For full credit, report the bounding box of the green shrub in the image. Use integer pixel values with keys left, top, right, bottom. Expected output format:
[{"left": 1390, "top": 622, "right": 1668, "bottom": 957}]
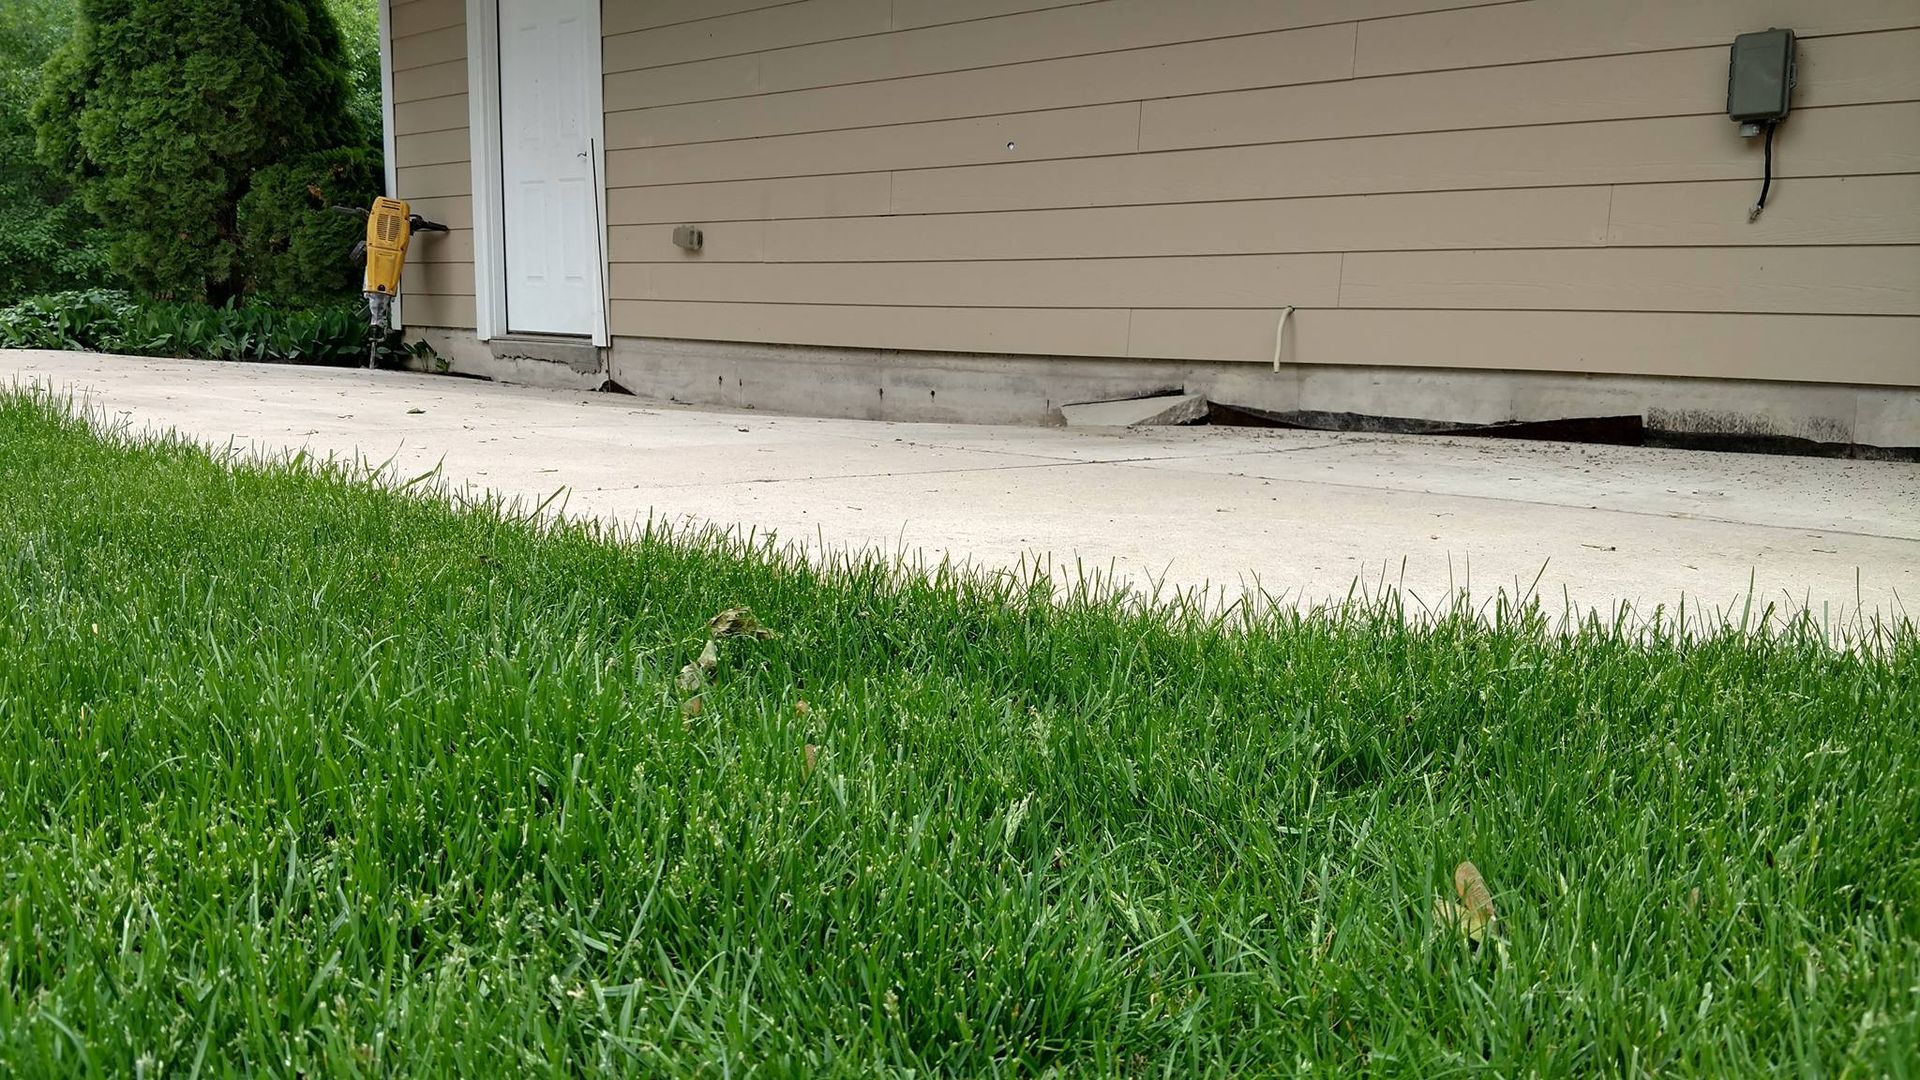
[
  {"left": 32, "top": 0, "right": 363, "bottom": 304},
  {"left": 0, "top": 290, "right": 435, "bottom": 368},
  {"left": 0, "top": 289, "right": 132, "bottom": 351},
  {"left": 0, "top": 0, "right": 112, "bottom": 304},
  {"left": 237, "top": 147, "right": 383, "bottom": 307},
  {"left": 326, "top": 0, "right": 383, "bottom": 150}
]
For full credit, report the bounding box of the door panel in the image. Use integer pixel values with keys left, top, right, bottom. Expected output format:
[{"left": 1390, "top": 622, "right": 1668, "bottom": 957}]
[{"left": 500, "top": 0, "right": 599, "bottom": 336}]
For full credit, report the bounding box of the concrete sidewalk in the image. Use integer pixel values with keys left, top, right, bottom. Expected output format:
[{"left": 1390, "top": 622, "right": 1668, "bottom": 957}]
[{"left": 7, "top": 350, "right": 1917, "bottom": 626}]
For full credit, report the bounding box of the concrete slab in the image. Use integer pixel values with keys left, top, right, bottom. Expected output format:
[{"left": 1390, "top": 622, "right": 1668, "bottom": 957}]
[
  {"left": 6, "top": 350, "right": 1916, "bottom": 628},
  {"left": 489, "top": 334, "right": 602, "bottom": 375}
]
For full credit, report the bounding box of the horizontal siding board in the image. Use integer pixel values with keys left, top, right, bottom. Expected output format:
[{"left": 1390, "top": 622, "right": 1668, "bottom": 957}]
[
  {"left": 757, "top": 187, "right": 1610, "bottom": 262},
  {"left": 611, "top": 301, "right": 1131, "bottom": 355},
  {"left": 608, "top": 174, "right": 892, "bottom": 225},
  {"left": 604, "top": 55, "right": 760, "bottom": 111},
  {"left": 755, "top": 0, "right": 1479, "bottom": 96},
  {"left": 604, "top": 0, "right": 891, "bottom": 73},
  {"left": 606, "top": 187, "right": 1610, "bottom": 264},
  {"left": 395, "top": 128, "right": 471, "bottom": 168},
  {"left": 402, "top": 195, "right": 475, "bottom": 230},
  {"left": 1356, "top": 0, "right": 1920, "bottom": 76},
  {"left": 606, "top": 177, "right": 1920, "bottom": 262},
  {"left": 1129, "top": 309, "right": 1920, "bottom": 386},
  {"left": 603, "top": 1, "right": 799, "bottom": 36},
  {"left": 1608, "top": 175, "right": 1920, "bottom": 246},
  {"left": 613, "top": 223, "right": 769, "bottom": 262},
  {"left": 393, "top": 58, "right": 467, "bottom": 103},
  {"left": 606, "top": 0, "right": 1487, "bottom": 108},
  {"left": 396, "top": 162, "right": 474, "bottom": 200},
  {"left": 391, "top": 0, "right": 463, "bottom": 39},
  {"left": 890, "top": 0, "right": 1095, "bottom": 30},
  {"left": 1799, "top": 27, "right": 1920, "bottom": 109},
  {"left": 605, "top": 23, "right": 1355, "bottom": 148},
  {"left": 401, "top": 293, "right": 477, "bottom": 328},
  {"left": 411, "top": 228, "right": 476, "bottom": 264},
  {"left": 1143, "top": 29, "right": 1920, "bottom": 153},
  {"left": 1338, "top": 247, "right": 1920, "bottom": 315},
  {"left": 607, "top": 102, "right": 1140, "bottom": 186},
  {"left": 611, "top": 255, "right": 1344, "bottom": 308},
  {"left": 405, "top": 259, "right": 476, "bottom": 295},
  {"left": 392, "top": 24, "right": 466, "bottom": 71},
  {"left": 891, "top": 103, "right": 1920, "bottom": 214},
  {"left": 395, "top": 93, "right": 470, "bottom": 136},
  {"left": 609, "top": 172, "right": 1920, "bottom": 246}
]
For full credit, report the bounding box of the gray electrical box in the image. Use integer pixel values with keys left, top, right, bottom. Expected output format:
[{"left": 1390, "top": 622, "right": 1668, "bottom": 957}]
[
  {"left": 672, "top": 224, "right": 704, "bottom": 252},
  {"left": 1728, "top": 28, "right": 1795, "bottom": 124}
]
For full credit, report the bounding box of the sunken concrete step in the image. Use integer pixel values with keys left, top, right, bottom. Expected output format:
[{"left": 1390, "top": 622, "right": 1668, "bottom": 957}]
[
  {"left": 489, "top": 334, "right": 602, "bottom": 375},
  {"left": 1060, "top": 392, "right": 1208, "bottom": 428}
]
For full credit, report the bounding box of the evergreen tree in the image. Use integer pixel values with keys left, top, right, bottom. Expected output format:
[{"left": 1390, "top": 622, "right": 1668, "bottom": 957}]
[
  {"left": 33, "top": 0, "right": 359, "bottom": 303},
  {"left": 0, "top": 0, "right": 109, "bottom": 302}
]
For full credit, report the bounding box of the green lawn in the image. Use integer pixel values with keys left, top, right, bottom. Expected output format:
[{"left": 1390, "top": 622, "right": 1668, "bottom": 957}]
[{"left": 0, "top": 388, "right": 1915, "bottom": 1077}]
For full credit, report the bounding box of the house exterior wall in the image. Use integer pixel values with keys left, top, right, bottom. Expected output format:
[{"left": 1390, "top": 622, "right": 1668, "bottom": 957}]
[
  {"left": 388, "top": 1, "right": 1920, "bottom": 423},
  {"left": 390, "top": 0, "right": 475, "bottom": 329}
]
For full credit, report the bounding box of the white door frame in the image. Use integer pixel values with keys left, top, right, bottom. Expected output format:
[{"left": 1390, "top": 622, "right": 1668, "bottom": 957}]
[
  {"left": 378, "top": 0, "right": 402, "bottom": 328},
  {"left": 465, "top": 0, "right": 610, "bottom": 345}
]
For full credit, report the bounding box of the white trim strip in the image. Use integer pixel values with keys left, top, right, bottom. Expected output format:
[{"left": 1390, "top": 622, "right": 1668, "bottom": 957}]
[
  {"left": 585, "top": 0, "right": 611, "bottom": 348},
  {"left": 378, "top": 0, "right": 402, "bottom": 328},
  {"left": 467, "top": 0, "right": 507, "bottom": 342}
]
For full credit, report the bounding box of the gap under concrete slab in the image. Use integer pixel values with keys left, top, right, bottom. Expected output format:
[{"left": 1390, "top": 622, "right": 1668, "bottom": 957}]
[
  {"left": 616, "top": 336, "right": 1920, "bottom": 454},
  {"left": 414, "top": 330, "right": 1918, "bottom": 454}
]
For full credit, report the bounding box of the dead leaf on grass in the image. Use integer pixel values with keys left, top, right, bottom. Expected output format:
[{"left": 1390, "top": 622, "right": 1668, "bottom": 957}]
[
  {"left": 677, "top": 639, "right": 720, "bottom": 692},
  {"left": 803, "top": 743, "right": 819, "bottom": 774},
  {"left": 1435, "top": 860, "right": 1507, "bottom": 960},
  {"left": 707, "top": 608, "right": 774, "bottom": 640},
  {"left": 681, "top": 697, "right": 704, "bottom": 718}
]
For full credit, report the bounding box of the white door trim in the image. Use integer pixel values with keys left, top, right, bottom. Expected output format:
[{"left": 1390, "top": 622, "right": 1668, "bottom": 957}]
[
  {"left": 584, "top": 8, "right": 610, "bottom": 349},
  {"left": 466, "top": 0, "right": 506, "bottom": 342},
  {"left": 465, "top": 0, "right": 608, "bottom": 346}
]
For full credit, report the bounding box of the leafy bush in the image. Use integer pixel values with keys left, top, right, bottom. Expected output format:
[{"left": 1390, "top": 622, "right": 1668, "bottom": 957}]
[
  {"left": 0, "top": 289, "right": 131, "bottom": 351},
  {"left": 32, "top": 0, "right": 363, "bottom": 304},
  {"left": 237, "top": 148, "right": 383, "bottom": 307},
  {"left": 327, "top": 0, "right": 383, "bottom": 150},
  {"left": 0, "top": 290, "right": 435, "bottom": 368},
  {"left": 0, "top": 0, "right": 112, "bottom": 304}
]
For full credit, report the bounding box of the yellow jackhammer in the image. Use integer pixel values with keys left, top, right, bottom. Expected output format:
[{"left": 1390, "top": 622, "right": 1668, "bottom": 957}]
[{"left": 333, "top": 198, "right": 449, "bottom": 367}]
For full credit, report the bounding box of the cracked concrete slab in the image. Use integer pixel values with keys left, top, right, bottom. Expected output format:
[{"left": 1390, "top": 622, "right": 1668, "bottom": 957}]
[{"left": 5, "top": 350, "right": 1915, "bottom": 627}]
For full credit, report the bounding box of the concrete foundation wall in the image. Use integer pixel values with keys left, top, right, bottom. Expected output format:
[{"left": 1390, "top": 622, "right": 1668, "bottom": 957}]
[
  {"left": 604, "top": 336, "right": 1920, "bottom": 450},
  {"left": 411, "top": 328, "right": 607, "bottom": 391}
]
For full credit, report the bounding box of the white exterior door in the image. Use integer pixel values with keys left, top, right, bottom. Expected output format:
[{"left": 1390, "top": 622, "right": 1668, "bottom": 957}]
[{"left": 498, "top": 0, "right": 600, "bottom": 337}]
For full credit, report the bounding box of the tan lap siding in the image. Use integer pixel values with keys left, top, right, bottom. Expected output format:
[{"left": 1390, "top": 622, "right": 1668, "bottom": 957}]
[
  {"left": 600, "top": 0, "right": 1920, "bottom": 385},
  {"left": 389, "top": 0, "right": 475, "bottom": 329}
]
